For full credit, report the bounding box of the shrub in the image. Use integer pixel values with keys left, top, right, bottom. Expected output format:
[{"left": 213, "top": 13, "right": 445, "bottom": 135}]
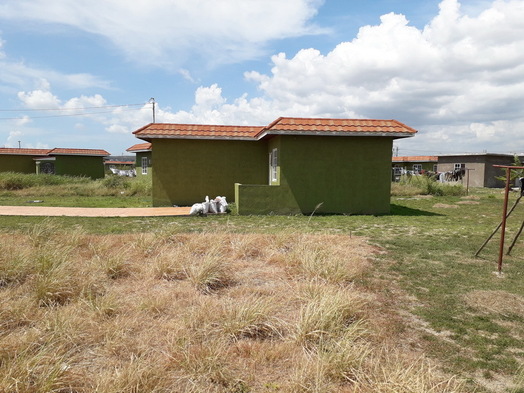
[
  {"left": 392, "top": 174, "right": 466, "bottom": 197},
  {"left": 0, "top": 172, "right": 89, "bottom": 190},
  {"left": 101, "top": 175, "right": 130, "bottom": 189}
]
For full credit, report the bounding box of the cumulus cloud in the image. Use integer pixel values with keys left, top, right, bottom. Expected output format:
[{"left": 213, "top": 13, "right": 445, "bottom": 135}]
[
  {"left": 17, "top": 88, "right": 61, "bottom": 109},
  {"left": 150, "top": 0, "right": 524, "bottom": 154},
  {"left": 0, "top": 0, "right": 325, "bottom": 68},
  {"left": 3, "top": 0, "right": 524, "bottom": 156}
]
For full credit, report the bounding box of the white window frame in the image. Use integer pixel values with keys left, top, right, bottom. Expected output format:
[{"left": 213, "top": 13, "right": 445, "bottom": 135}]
[
  {"left": 141, "top": 157, "right": 148, "bottom": 175},
  {"left": 270, "top": 148, "right": 278, "bottom": 183},
  {"left": 413, "top": 164, "right": 422, "bottom": 173},
  {"left": 454, "top": 163, "right": 465, "bottom": 171}
]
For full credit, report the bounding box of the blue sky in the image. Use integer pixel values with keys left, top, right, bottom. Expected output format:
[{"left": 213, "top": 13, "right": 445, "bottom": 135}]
[{"left": 1, "top": 0, "right": 523, "bottom": 157}]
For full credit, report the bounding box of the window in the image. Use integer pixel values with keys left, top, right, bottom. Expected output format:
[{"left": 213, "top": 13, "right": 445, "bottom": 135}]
[
  {"left": 433, "top": 164, "right": 438, "bottom": 172},
  {"left": 270, "top": 148, "right": 278, "bottom": 183},
  {"left": 141, "top": 157, "right": 148, "bottom": 175},
  {"left": 454, "top": 163, "right": 465, "bottom": 171},
  {"left": 413, "top": 164, "right": 422, "bottom": 173}
]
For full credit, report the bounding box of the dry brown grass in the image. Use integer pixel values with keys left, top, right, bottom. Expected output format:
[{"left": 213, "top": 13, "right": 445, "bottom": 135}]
[{"left": 0, "top": 223, "right": 467, "bottom": 392}]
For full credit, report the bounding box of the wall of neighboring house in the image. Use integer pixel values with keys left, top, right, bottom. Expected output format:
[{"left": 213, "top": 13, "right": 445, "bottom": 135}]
[
  {"left": 0, "top": 155, "right": 36, "bottom": 174},
  {"left": 135, "top": 152, "right": 152, "bottom": 177},
  {"left": 438, "top": 155, "right": 513, "bottom": 188},
  {"left": 151, "top": 138, "right": 268, "bottom": 206},
  {"left": 54, "top": 155, "right": 105, "bottom": 179},
  {"left": 237, "top": 135, "right": 393, "bottom": 215}
]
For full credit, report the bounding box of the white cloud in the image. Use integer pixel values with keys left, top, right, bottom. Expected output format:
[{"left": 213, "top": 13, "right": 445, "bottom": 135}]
[
  {"left": 0, "top": 0, "right": 326, "bottom": 68},
  {"left": 147, "top": 0, "right": 524, "bottom": 155},
  {"left": 4, "top": 0, "right": 524, "bottom": 156},
  {"left": 17, "top": 89, "right": 61, "bottom": 109},
  {"left": 0, "top": 57, "right": 111, "bottom": 93}
]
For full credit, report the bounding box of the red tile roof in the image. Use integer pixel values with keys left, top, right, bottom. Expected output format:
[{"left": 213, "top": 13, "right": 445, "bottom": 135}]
[
  {"left": 126, "top": 142, "right": 152, "bottom": 152},
  {"left": 260, "top": 117, "right": 417, "bottom": 138},
  {"left": 133, "top": 118, "right": 417, "bottom": 141},
  {"left": 47, "top": 148, "right": 110, "bottom": 156},
  {"left": 0, "top": 148, "right": 50, "bottom": 156},
  {"left": 105, "top": 160, "right": 134, "bottom": 165},
  {"left": 133, "top": 123, "right": 263, "bottom": 140},
  {"left": 392, "top": 156, "right": 438, "bottom": 162}
]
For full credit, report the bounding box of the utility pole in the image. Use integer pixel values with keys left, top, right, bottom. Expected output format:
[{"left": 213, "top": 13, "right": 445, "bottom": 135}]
[{"left": 149, "top": 97, "right": 156, "bottom": 123}]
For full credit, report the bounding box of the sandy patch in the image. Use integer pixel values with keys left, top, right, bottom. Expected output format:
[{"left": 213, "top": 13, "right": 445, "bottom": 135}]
[
  {"left": 464, "top": 290, "right": 524, "bottom": 316},
  {"left": 433, "top": 203, "right": 459, "bottom": 209}
]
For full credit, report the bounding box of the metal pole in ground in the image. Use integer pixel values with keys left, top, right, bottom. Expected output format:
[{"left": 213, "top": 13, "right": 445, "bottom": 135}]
[{"left": 497, "top": 167, "right": 511, "bottom": 275}]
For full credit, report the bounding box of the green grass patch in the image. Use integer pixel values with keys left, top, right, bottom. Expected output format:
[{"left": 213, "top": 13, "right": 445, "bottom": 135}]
[{"left": 0, "top": 172, "right": 151, "bottom": 207}]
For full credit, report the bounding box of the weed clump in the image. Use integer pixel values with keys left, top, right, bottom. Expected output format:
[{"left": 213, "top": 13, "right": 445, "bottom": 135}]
[{"left": 392, "top": 174, "right": 466, "bottom": 196}]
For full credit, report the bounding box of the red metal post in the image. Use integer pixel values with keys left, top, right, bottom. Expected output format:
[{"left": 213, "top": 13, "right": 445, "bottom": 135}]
[{"left": 498, "top": 167, "right": 511, "bottom": 274}]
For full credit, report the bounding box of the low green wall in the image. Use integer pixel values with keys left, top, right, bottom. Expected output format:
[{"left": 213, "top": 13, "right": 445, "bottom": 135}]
[{"left": 235, "top": 183, "right": 301, "bottom": 215}]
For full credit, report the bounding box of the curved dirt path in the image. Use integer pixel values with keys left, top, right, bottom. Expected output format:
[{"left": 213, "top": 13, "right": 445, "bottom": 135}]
[{"left": 0, "top": 206, "right": 191, "bottom": 217}]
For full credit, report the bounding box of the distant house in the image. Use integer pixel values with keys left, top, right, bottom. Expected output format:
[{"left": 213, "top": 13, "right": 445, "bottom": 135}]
[
  {"left": 437, "top": 153, "right": 518, "bottom": 188},
  {"left": 133, "top": 117, "right": 417, "bottom": 215},
  {"left": 0, "top": 148, "right": 50, "bottom": 174},
  {"left": 392, "top": 155, "right": 438, "bottom": 180},
  {"left": 392, "top": 153, "right": 521, "bottom": 188},
  {"left": 126, "top": 143, "right": 152, "bottom": 177},
  {"left": 104, "top": 157, "right": 135, "bottom": 172},
  {"left": 0, "top": 147, "right": 110, "bottom": 179}
]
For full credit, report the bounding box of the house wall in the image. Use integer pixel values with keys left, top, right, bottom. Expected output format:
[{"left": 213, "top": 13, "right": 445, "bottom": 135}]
[
  {"left": 0, "top": 155, "right": 37, "bottom": 174},
  {"left": 135, "top": 152, "right": 152, "bottom": 177},
  {"left": 151, "top": 139, "right": 268, "bottom": 206},
  {"left": 54, "top": 156, "right": 105, "bottom": 179},
  {"left": 237, "top": 135, "right": 393, "bottom": 215},
  {"left": 437, "top": 155, "right": 513, "bottom": 187}
]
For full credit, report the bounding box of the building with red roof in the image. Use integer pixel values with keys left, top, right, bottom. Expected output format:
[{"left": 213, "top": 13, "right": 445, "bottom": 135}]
[
  {"left": 126, "top": 142, "right": 152, "bottom": 176},
  {"left": 133, "top": 117, "right": 417, "bottom": 215},
  {"left": 0, "top": 147, "right": 110, "bottom": 179}
]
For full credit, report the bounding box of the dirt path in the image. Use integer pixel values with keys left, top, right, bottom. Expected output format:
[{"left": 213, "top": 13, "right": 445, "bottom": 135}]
[{"left": 0, "top": 206, "right": 191, "bottom": 217}]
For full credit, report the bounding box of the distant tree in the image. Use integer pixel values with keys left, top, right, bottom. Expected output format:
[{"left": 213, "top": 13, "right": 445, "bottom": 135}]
[{"left": 495, "top": 154, "right": 524, "bottom": 185}]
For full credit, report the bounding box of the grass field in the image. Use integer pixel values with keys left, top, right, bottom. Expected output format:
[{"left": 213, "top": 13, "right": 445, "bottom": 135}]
[{"left": 1, "top": 174, "right": 524, "bottom": 392}]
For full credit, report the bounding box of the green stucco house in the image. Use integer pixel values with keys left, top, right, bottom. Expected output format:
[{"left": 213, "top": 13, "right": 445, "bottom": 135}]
[
  {"left": 126, "top": 142, "right": 152, "bottom": 177},
  {"left": 0, "top": 147, "right": 110, "bottom": 179},
  {"left": 133, "top": 117, "right": 417, "bottom": 215},
  {"left": 0, "top": 148, "right": 50, "bottom": 174}
]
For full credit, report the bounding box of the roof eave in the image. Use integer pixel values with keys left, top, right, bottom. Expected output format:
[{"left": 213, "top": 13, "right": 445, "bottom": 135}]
[
  {"left": 257, "top": 131, "right": 416, "bottom": 139},
  {"left": 134, "top": 134, "right": 257, "bottom": 141}
]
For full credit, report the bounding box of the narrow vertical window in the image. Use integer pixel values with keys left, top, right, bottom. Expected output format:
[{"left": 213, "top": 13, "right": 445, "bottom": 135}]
[
  {"left": 270, "top": 148, "right": 278, "bottom": 182},
  {"left": 141, "top": 157, "right": 148, "bottom": 175}
]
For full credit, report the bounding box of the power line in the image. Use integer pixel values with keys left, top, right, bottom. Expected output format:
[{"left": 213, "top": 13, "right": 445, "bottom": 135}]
[
  {"left": 0, "top": 104, "right": 150, "bottom": 121},
  {"left": 0, "top": 103, "right": 146, "bottom": 112}
]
